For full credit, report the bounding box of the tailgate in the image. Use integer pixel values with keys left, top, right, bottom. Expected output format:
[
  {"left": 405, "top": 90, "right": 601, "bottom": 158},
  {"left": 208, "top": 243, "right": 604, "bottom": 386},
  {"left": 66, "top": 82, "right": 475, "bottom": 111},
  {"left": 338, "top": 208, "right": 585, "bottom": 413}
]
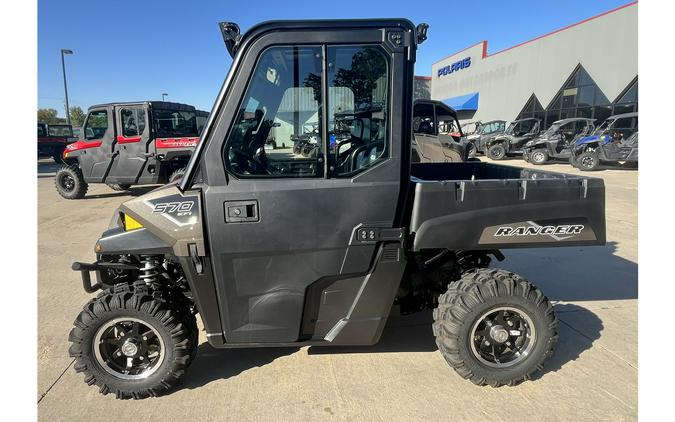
[{"left": 409, "top": 162, "right": 605, "bottom": 251}]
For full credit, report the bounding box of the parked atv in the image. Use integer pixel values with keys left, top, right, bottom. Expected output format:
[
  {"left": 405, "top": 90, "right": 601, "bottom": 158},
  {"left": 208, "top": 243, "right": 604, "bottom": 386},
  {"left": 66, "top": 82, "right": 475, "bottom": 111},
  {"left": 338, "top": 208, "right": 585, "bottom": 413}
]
[
  {"left": 522, "top": 118, "right": 595, "bottom": 164},
  {"left": 485, "top": 118, "right": 540, "bottom": 160},
  {"left": 55, "top": 101, "right": 200, "bottom": 199},
  {"left": 570, "top": 112, "right": 638, "bottom": 171},
  {"left": 412, "top": 99, "right": 469, "bottom": 163},
  {"left": 68, "top": 19, "right": 606, "bottom": 399},
  {"left": 38, "top": 123, "right": 76, "bottom": 163},
  {"left": 466, "top": 120, "right": 506, "bottom": 156}
]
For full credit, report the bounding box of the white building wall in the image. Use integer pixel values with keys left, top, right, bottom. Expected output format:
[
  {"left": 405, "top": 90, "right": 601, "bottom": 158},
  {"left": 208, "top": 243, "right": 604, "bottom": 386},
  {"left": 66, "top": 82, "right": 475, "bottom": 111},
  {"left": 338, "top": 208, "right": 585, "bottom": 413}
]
[{"left": 430, "top": 2, "right": 637, "bottom": 123}]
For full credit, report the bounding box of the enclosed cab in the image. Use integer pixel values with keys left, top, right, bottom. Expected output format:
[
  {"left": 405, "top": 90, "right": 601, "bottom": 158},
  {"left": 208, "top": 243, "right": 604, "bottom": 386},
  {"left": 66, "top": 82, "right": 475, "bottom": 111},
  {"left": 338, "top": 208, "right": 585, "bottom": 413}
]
[
  {"left": 38, "top": 123, "right": 75, "bottom": 162},
  {"left": 67, "top": 19, "right": 605, "bottom": 399},
  {"left": 412, "top": 99, "right": 469, "bottom": 163},
  {"left": 55, "top": 101, "right": 200, "bottom": 199}
]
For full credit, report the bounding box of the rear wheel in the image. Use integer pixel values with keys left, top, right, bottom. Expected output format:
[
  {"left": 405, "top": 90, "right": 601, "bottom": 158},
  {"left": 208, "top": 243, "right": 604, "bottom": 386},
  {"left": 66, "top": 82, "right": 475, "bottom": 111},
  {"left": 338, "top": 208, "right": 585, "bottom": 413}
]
[
  {"left": 433, "top": 269, "right": 557, "bottom": 387},
  {"left": 487, "top": 144, "right": 507, "bottom": 160},
  {"left": 529, "top": 149, "right": 549, "bottom": 165},
  {"left": 55, "top": 165, "right": 88, "bottom": 199},
  {"left": 69, "top": 282, "right": 198, "bottom": 399},
  {"left": 106, "top": 183, "right": 132, "bottom": 192},
  {"left": 577, "top": 151, "right": 600, "bottom": 171}
]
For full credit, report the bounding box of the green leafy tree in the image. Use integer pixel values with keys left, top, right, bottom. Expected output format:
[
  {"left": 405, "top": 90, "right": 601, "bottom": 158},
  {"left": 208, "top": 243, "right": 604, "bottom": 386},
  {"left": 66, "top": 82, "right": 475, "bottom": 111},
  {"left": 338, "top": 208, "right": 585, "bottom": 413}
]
[
  {"left": 37, "top": 108, "right": 64, "bottom": 124},
  {"left": 69, "top": 106, "right": 86, "bottom": 127}
]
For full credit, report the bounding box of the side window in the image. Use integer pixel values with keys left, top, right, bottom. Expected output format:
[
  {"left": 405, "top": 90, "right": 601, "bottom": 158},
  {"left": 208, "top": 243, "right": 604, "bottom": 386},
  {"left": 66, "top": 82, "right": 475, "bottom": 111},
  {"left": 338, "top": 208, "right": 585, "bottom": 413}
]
[
  {"left": 413, "top": 103, "right": 435, "bottom": 135},
  {"left": 84, "top": 110, "right": 108, "bottom": 140},
  {"left": 120, "top": 108, "right": 146, "bottom": 137},
  {"left": 224, "top": 46, "right": 323, "bottom": 178},
  {"left": 328, "top": 45, "right": 389, "bottom": 177},
  {"left": 37, "top": 124, "right": 46, "bottom": 137}
]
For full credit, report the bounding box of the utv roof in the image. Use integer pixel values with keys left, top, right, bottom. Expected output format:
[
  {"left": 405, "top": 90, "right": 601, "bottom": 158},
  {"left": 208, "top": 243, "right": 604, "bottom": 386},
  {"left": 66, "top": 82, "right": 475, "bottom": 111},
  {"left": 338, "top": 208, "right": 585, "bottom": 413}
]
[
  {"left": 414, "top": 99, "right": 459, "bottom": 119},
  {"left": 222, "top": 19, "right": 424, "bottom": 58},
  {"left": 551, "top": 118, "right": 596, "bottom": 125},
  {"left": 606, "top": 112, "right": 638, "bottom": 120},
  {"left": 88, "top": 101, "right": 196, "bottom": 112},
  {"left": 510, "top": 117, "right": 541, "bottom": 123}
]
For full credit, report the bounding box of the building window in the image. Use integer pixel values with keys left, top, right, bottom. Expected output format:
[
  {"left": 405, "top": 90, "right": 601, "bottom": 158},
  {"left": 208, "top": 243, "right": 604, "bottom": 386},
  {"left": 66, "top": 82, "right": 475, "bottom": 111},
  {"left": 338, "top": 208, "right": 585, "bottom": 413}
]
[
  {"left": 516, "top": 94, "right": 545, "bottom": 123},
  {"left": 545, "top": 64, "right": 611, "bottom": 128},
  {"left": 612, "top": 77, "right": 638, "bottom": 116}
]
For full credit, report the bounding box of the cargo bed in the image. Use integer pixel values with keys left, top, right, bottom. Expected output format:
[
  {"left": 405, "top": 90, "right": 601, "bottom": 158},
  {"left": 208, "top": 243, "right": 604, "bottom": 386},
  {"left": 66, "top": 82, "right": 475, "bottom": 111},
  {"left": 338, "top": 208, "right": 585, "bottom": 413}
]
[{"left": 409, "top": 162, "right": 606, "bottom": 250}]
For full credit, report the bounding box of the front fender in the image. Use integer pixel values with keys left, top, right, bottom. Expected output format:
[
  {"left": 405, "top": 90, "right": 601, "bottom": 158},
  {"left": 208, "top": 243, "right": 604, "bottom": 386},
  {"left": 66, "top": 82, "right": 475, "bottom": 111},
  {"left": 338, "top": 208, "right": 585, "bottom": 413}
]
[{"left": 96, "top": 227, "right": 173, "bottom": 255}]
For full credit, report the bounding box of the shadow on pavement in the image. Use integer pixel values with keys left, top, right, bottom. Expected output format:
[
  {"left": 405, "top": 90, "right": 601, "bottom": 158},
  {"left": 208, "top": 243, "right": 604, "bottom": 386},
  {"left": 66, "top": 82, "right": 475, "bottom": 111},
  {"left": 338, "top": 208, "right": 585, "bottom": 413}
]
[
  {"left": 177, "top": 344, "right": 299, "bottom": 391},
  {"left": 533, "top": 303, "right": 603, "bottom": 380},
  {"left": 501, "top": 241, "right": 637, "bottom": 302}
]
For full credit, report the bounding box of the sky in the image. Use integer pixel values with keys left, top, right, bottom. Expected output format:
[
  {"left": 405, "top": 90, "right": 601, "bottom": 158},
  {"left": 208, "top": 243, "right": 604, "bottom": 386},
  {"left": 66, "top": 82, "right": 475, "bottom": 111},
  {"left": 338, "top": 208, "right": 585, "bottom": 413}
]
[{"left": 38, "top": 0, "right": 632, "bottom": 116}]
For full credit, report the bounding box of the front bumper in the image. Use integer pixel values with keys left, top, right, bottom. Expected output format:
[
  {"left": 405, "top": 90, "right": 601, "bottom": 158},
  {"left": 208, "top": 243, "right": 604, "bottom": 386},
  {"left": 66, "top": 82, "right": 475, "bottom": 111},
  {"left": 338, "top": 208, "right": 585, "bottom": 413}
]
[{"left": 71, "top": 260, "right": 137, "bottom": 293}]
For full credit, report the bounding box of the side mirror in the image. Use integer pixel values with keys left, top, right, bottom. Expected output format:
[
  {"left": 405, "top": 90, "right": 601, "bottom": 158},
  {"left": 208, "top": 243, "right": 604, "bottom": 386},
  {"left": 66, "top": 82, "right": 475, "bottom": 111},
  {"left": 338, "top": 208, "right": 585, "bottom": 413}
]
[{"left": 219, "top": 22, "right": 241, "bottom": 58}]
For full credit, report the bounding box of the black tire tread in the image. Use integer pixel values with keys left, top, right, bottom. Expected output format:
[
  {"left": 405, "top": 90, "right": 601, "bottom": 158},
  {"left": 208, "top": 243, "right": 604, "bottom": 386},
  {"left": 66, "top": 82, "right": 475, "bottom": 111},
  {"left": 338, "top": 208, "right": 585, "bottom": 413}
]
[
  {"left": 55, "top": 165, "right": 88, "bottom": 199},
  {"left": 68, "top": 282, "right": 197, "bottom": 399},
  {"left": 169, "top": 168, "right": 186, "bottom": 183},
  {"left": 433, "top": 268, "right": 558, "bottom": 387},
  {"left": 106, "top": 183, "right": 131, "bottom": 191}
]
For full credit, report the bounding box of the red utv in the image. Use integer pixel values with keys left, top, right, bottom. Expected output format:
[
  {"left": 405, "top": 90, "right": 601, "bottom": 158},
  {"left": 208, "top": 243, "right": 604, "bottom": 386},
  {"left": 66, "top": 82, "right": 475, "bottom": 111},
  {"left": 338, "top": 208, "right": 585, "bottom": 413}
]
[
  {"left": 55, "top": 101, "right": 200, "bottom": 199},
  {"left": 38, "top": 123, "right": 76, "bottom": 162}
]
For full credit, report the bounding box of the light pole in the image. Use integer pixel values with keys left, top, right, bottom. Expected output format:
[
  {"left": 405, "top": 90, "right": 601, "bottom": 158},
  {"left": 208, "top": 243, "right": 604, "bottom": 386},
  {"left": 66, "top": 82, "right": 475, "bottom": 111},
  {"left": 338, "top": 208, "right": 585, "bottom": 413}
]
[
  {"left": 61, "top": 49, "right": 73, "bottom": 125},
  {"left": 162, "top": 93, "right": 168, "bottom": 102}
]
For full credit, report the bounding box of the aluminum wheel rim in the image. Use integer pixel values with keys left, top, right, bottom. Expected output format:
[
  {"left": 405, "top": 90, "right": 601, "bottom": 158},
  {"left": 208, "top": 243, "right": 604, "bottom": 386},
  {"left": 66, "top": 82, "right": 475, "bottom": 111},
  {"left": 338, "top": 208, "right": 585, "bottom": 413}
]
[
  {"left": 60, "top": 174, "right": 75, "bottom": 192},
  {"left": 469, "top": 306, "right": 536, "bottom": 368},
  {"left": 532, "top": 151, "right": 545, "bottom": 163},
  {"left": 491, "top": 147, "right": 504, "bottom": 159},
  {"left": 581, "top": 156, "right": 595, "bottom": 168},
  {"left": 93, "top": 317, "right": 165, "bottom": 380}
]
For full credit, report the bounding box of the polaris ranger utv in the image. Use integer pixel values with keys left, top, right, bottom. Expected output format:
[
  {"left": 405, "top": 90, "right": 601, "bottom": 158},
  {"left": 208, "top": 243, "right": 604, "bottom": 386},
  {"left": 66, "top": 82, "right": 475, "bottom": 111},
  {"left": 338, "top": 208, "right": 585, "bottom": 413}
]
[
  {"left": 522, "top": 118, "right": 595, "bottom": 164},
  {"left": 38, "top": 123, "right": 75, "bottom": 162},
  {"left": 55, "top": 101, "right": 200, "bottom": 199},
  {"left": 68, "top": 19, "right": 606, "bottom": 399},
  {"left": 485, "top": 118, "right": 541, "bottom": 160}
]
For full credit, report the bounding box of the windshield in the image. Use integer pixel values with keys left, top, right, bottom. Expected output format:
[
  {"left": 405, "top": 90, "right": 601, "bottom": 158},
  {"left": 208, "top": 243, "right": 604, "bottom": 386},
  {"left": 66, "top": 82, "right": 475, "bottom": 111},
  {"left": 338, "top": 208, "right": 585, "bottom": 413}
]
[
  {"left": 542, "top": 123, "right": 562, "bottom": 137},
  {"left": 47, "top": 125, "right": 73, "bottom": 137},
  {"left": 153, "top": 109, "right": 198, "bottom": 137},
  {"left": 592, "top": 120, "right": 611, "bottom": 135}
]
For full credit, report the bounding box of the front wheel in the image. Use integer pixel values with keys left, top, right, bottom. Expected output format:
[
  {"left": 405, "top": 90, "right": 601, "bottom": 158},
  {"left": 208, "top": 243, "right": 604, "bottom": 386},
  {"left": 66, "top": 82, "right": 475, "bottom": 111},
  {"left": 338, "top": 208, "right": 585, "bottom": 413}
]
[
  {"left": 69, "top": 282, "right": 198, "bottom": 399},
  {"left": 529, "top": 149, "right": 549, "bottom": 165},
  {"left": 433, "top": 269, "right": 557, "bottom": 387},
  {"left": 55, "top": 165, "right": 88, "bottom": 199},
  {"left": 577, "top": 151, "right": 600, "bottom": 171},
  {"left": 487, "top": 144, "right": 507, "bottom": 160}
]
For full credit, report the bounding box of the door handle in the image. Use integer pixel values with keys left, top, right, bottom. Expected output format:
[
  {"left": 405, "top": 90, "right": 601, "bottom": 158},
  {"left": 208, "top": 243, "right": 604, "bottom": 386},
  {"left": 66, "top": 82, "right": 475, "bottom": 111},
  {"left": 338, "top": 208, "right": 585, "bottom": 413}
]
[{"left": 224, "top": 200, "right": 259, "bottom": 223}]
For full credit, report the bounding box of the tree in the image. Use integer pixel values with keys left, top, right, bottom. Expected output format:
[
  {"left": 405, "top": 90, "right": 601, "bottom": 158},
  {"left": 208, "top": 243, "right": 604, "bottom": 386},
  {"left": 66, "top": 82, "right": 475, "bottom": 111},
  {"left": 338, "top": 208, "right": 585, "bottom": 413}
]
[
  {"left": 69, "top": 106, "right": 86, "bottom": 127},
  {"left": 37, "top": 108, "right": 64, "bottom": 124}
]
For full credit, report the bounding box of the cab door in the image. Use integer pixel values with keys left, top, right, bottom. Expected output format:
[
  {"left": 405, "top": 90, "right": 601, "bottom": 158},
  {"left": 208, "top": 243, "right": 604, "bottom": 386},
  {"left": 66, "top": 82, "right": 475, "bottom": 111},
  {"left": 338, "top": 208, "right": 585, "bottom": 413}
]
[
  {"left": 78, "top": 106, "right": 115, "bottom": 182},
  {"left": 197, "top": 25, "right": 412, "bottom": 344},
  {"left": 107, "top": 105, "right": 150, "bottom": 184}
]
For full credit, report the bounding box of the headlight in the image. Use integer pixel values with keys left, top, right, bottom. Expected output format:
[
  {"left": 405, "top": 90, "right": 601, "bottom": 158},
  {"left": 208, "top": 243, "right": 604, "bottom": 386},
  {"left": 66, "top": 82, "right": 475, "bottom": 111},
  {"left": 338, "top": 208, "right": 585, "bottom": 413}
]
[{"left": 122, "top": 213, "right": 144, "bottom": 231}]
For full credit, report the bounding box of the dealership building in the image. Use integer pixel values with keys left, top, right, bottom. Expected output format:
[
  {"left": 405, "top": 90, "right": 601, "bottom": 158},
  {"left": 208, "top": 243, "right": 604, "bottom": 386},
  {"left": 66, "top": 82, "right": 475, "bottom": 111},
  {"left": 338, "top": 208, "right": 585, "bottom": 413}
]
[{"left": 430, "top": 1, "right": 637, "bottom": 129}]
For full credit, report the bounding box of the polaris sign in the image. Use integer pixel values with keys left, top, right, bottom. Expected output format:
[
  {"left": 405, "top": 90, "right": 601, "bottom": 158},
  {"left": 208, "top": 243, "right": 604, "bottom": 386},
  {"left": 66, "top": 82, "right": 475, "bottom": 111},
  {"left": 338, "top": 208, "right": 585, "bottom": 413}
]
[{"left": 438, "top": 57, "right": 471, "bottom": 77}]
